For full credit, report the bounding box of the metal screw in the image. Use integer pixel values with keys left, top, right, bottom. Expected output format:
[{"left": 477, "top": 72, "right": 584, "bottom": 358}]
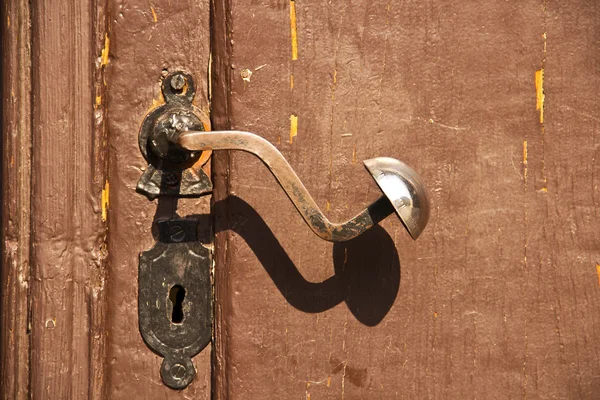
[
  {"left": 170, "top": 363, "right": 187, "bottom": 380},
  {"left": 163, "top": 172, "right": 179, "bottom": 187},
  {"left": 170, "top": 74, "right": 186, "bottom": 92},
  {"left": 169, "top": 225, "right": 185, "bottom": 243}
]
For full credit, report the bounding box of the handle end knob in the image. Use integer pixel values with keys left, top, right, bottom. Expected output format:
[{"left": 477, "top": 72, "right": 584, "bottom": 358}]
[{"left": 364, "top": 157, "right": 430, "bottom": 240}]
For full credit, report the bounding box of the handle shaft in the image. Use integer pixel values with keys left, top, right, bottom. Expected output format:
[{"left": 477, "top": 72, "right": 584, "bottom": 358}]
[{"left": 178, "top": 130, "right": 395, "bottom": 242}]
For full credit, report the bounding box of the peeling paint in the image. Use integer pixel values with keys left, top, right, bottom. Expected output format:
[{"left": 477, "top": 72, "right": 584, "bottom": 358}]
[
  {"left": 535, "top": 69, "right": 544, "bottom": 123},
  {"left": 289, "top": 0, "right": 298, "bottom": 60},
  {"left": 101, "top": 181, "right": 110, "bottom": 222},
  {"left": 289, "top": 114, "right": 298, "bottom": 144},
  {"left": 100, "top": 33, "right": 110, "bottom": 67},
  {"left": 241, "top": 68, "right": 252, "bottom": 82}
]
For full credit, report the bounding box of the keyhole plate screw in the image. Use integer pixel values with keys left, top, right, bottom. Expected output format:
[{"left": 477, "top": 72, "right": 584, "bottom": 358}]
[
  {"left": 169, "top": 225, "right": 185, "bottom": 242},
  {"left": 171, "top": 364, "right": 186, "bottom": 380}
]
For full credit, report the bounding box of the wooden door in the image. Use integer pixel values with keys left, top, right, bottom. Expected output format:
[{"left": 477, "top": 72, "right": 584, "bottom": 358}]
[
  {"left": 210, "top": 0, "right": 600, "bottom": 398},
  {"left": 2, "top": 0, "right": 600, "bottom": 399}
]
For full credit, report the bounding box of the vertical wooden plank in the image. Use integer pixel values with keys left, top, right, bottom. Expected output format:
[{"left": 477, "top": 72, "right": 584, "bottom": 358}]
[
  {"left": 28, "top": 0, "right": 109, "bottom": 397},
  {"left": 213, "top": 0, "right": 600, "bottom": 398},
  {"left": 1, "top": 1, "right": 32, "bottom": 398},
  {"left": 104, "top": 0, "right": 212, "bottom": 397}
]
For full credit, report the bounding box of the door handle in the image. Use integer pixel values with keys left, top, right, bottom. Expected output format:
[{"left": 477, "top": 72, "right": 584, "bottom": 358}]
[
  {"left": 178, "top": 130, "right": 430, "bottom": 241},
  {"left": 135, "top": 71, "right": 430, "bottom": 390}
]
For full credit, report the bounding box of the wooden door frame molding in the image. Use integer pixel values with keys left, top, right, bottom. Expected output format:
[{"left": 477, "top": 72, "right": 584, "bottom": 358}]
[
  {"left": 1, "top": 1, "right": 33, "bottom": 398},
  {"left": 2, "top": 0, "right": 110, "bottom": 398}
]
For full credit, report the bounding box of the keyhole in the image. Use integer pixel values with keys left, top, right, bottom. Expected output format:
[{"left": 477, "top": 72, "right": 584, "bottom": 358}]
[{"left": 169, "top": 285, "right": 186, "bottom": 323}]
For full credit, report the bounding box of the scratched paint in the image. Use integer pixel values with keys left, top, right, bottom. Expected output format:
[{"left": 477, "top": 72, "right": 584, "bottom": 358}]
[
  {"left": 150, "top": 5, "right": 158, "bottom": 23},
  {"left": 289, "top": 114, "right": 298, "bottom": 144},
  {"left": 523, "top": 140, "right": 528, "bottom": 183},
  {"left": 535, "top": 69, "right": 544, "bottom": 123},
  {"left": 101, "top": 181, "right": 109, "bottom": 221},
  {"left": 289, "top": 0, "right": 298, "bottom": 60}
]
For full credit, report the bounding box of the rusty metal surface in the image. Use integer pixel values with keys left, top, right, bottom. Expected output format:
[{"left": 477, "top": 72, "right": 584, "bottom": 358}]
[{"left": 211, "top": 0, "right": 600, "bottom": 399}]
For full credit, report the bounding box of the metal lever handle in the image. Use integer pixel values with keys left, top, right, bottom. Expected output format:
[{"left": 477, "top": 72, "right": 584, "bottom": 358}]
[{"left": 178, "top": 130, "right": 430, "bottom": 241}]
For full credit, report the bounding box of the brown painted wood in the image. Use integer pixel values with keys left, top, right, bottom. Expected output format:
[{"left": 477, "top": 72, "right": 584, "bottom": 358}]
[
  {"left": 1, "top": 1, "right": 32, "bottom": 398},
  {"left": 104, "top": 0, "right": 212, "bottom": 398},
  {"left": 27, "top": 0, "right": 109, "bottom": 397},
  {"left": 212, "top": 0, "right": 600, "bottom": 398},
  {"left": 2, "top": 0, "right": 213, "bottom": 398}
]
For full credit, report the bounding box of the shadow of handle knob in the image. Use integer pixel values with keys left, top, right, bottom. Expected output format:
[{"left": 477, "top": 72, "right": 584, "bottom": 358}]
[{"left": 178, "top": 130, "right": 430, "bottom": 242}]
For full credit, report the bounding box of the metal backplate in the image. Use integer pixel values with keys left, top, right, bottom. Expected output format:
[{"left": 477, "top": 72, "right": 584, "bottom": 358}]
[
  {"left": 138, "top": 218, "right": 211, "bottom": 390},
  {"left": 136, "top": 71, "right": 212, "bottom": 199}
]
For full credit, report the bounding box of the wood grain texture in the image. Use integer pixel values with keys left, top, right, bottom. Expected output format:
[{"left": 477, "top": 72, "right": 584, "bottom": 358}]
[
  {"left": 210, "top": 0, "right": 234, "bottom": 399},
  {"left": 213, "top": 0, "right": 600, "bottom": 398},
  {"left": 28, "top": 0, "right": 109, "bottom": 397},
  {"left": 104, "top": 0, "right": 212, "bottom": 397},
  {"left": 1, "top": 1, "right": 32, "bottom": 398}
]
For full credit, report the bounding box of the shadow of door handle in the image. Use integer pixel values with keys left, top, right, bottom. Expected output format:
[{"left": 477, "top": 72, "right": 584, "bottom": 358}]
[{"left": 178, "top": 130, "right": 430, "bottom": 241}]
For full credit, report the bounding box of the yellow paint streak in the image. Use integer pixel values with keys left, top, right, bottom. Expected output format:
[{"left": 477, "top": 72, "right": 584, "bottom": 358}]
[
  {"left": 289, "top": 114, "right": 298, "bottom": 144},
  {"left": 101, "top": 181, "right": 110, "bottom": 222},
  {"left": 7, "top": 16, "right": 10, "bottom": 28},
  {"left": 150, "top": 5, "right": 158, "bottom": 23},
  {"left": 327, "top": 376, "right": 331, "bottom": 387},
  {"left": 596, "top": 264, "right": 600, "bottom": 286},
  {"left": 535, "top": 69, "right": 544, "bottom": 123},
  {"left": 101, "top": 33, "right": 110, "bottom": 67},
  {"left": 289, "top": 0, "right": 298, "bottom": 60},
  {"left": 523, "top": 140, "right": 528, "bottom": 183},
  {"left": 333, "top": 68, "right": 337, "bottom": 84},
  {"left": 95, "top": 95, "right": 102, "bottom": 107},
  {"left": 290, "top": 74, "right": 294, "bottom": 89},
  {"left": 326, "top": 200, "right": 331, "bottom": 212}
]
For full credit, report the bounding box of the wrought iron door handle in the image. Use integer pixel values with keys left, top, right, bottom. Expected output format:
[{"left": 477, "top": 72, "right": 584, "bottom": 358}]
[{"left": 178, "top": 130, "right": 430, "bottom": 241}]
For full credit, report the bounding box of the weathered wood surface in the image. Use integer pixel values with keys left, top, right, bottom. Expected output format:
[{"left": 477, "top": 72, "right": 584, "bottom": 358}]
[
  {"left": 25, "top": 0, "right": 110, "bottom": 398},
  {"left": 2, "top": 0, "right": 213, "bottom": 398},
  {"left": 1, "top": 1, "right": 32, "bottom": 398},
  {"left": 104, "top": 0, "right": 212, "bottom": 398},
  {"left": 212, "top": 1, "right": 600, "bottom": 398}
]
